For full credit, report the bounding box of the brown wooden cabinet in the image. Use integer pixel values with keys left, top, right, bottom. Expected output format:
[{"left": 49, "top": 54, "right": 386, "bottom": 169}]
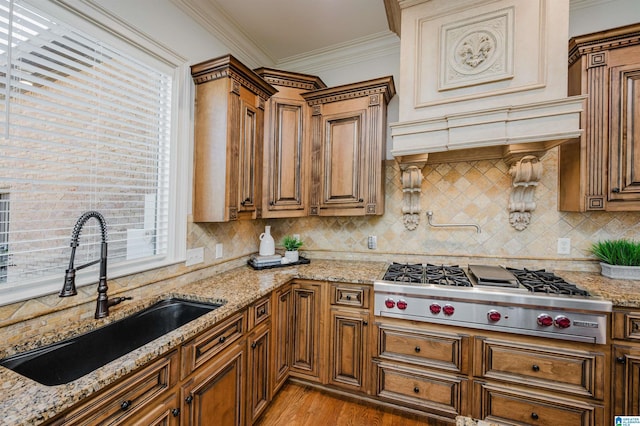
[
  {"left": 254, "top": 68, "right": 326, "bottom": 218},
  {"left": 191, "top": 54, "right": 276, "bottom": 222},
  {"left": 560, "top": 23, "right": 640, "bottom": 211},
  {"left": 613, "top": 309, "right": 640, "bottom": 415},
  {"left": 181, "top": 339, "right": 245, "bottom": 426},
  {"left": 302, "top": 77, "right": 395, "bottom": 216},
  {"left": 127, "top": 392, "right": 181, "bottom": 426},
  {"left": 271, "top": 283, "right": 293, "bottom": 394},
  {"left": 289, "top": 280, "right": 325, "bottom": 382},
  {"left": 246, "top": 297, "right": 272, "bottom": 424},
  {"left": 328, "top": 283, "right": 371, "bottom": 393}
]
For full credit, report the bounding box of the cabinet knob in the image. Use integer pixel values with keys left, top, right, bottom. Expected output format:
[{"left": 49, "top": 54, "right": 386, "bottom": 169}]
[
  {"left": 531, "top": 412, "right": 539, "bottom": 420},
  {"left": 269, "top": 201, "right": 274, "bottom": 206},
  {"left": 532, "top": 364, "right": 540, "bottom": 372},
  {"left": 612, "top": 187, "right": 620, "bottom": 193},
  {"left": 171, "top": 408, "right": 180, "bottom": 417},
  {"left": 413, "top": 386, "right": 420, "bottom": 394},
  {"left": 258, "top": 307, "right": 266, "bottom": 315},
  {"left": 363, "top": 321, "right": 368, "bottom": 326},
  {"left": 617, "top": 356, "right": 627, "bottom": 364},
  {"left": 415, "top": 346, "right": 421, "bottom": 353},
  {"left": 241, "top": 197, "right": 251, "bottom": 206},
  {"left": 219, "top": 336, "right": 226, "bottom": 344},
  {"left": 185, "top": 395, "right": 194, "bottom": 404},
  {"left": 346, "top": 295, "right": 352, "bottom": 300},
  {"left": 358, "top": 198, "right": 364, "bottom": 202},
  {"left": 120, "top": 400, "right": 132, "bottom": 411},
  {"left": 251, "top": 342, "right": 258, "bottom": 349}
]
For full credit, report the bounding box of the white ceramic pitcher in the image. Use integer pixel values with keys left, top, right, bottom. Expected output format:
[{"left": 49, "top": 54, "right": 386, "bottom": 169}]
[{"left": 259, "top": 225, "right": 275, "bottom": 256}]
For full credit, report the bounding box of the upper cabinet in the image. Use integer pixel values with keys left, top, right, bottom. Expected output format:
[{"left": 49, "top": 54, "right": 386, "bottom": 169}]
[
  {"left": 191, "top": 55, "right": 277, "bottom": 222},
  {"left": 254, "top": 68, "right": 326, "bottom": 218},
  {"left": 559, "top": 24, "right": 640, "bottom": 212},
  {"left": 302, "top": 77, "right": 395, "bottom": 216}
]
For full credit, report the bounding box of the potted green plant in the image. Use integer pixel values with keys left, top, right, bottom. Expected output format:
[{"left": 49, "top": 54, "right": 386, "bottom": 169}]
[
  {"left": 282, "top": 235, "right": 303, "bottom": 262},
  {"left": 590, "top": 239, "right": 640, "bottom": 279}
]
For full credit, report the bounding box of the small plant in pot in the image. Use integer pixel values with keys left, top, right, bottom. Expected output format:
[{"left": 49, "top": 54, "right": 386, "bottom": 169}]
[
  {"left": 282, "top": 235, "right": 303, "bottom": 263},
  {"left": 591, "top": 239, "right": 640, "bottom": 279}
]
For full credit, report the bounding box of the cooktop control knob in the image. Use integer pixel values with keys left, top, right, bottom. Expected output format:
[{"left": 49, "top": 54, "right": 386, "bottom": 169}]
[
  {"left": 429, "top": 303, "right": 441, "bottom": 314},
  {"left": 384, "top": 298, "right": 395, "bottom": 309},
  {"left": 442, "top": 304, "right": 455, "bottom": 316},
  {"left": 487, "top": 310, "right": 501, "bottom": 322},
  {"left": 554, "top": 315, "right": 571, "bottom": 329},
  {"left": 537, "top": 313, "right": 553, "bottom": 327},
  {"left": 396, "top": 299, "right": 408, "bottom": 310}
]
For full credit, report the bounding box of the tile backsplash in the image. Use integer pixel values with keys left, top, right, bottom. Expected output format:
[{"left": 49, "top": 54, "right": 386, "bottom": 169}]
[{"left": 2, "top": 146, "right": 639, "bottom": 327}]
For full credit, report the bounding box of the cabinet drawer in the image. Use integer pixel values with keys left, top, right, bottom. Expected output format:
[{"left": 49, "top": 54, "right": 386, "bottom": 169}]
[
  {"left": 248, "top": 296, "right": 271, "bottom": 330},
  {"left": 375, "top": 361, "right": 467, "bottom": 419},
  {"left": 378, "top": 323, "right": 468, "bottom": 373},
  {"left": 613, "top": 310, "right": 640, "bottom": 341},
  {"left": 181, "top": 310, "right": 246, "bottom": 378},
  {"left": 62, "top": 350, "right": 178, "bottom": 425},
  {"left": 474, "top": 338, "right": 605, "bottom": 399},
  {"left": 331, "top": 283, "right": 369, "bottom": 308},
  {"left": 473, "top": 381, "right": 605, "bottom": 426}
]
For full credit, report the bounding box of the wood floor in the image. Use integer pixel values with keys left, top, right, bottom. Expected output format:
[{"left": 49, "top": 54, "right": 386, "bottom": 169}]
[{"left": 255, "top": 382, "right": 437, "bottom": 426}]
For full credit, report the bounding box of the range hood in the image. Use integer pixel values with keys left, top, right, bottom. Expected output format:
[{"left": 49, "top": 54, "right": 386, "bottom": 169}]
[{"left": 386, "top": 0, "right": 585, "bottom": 231}]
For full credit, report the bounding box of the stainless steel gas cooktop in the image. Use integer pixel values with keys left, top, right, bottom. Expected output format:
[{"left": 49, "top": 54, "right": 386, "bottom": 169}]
[{"left": 374, "top": 263, "right": 612, "bottom": 344}]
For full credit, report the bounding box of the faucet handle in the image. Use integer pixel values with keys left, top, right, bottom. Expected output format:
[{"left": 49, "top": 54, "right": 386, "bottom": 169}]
[{"left": 59, "top": 269, "right": 77, "bottom": 297}]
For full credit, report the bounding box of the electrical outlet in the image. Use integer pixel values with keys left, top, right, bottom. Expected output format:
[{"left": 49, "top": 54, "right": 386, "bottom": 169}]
[
  {"left": 368, "top": 235, "right": 377, "bottom": 250},
  {"left": 557, "top": 238, "right": 571, "bottom": 255},
  {"left": 215, "top": 243, "right": 223, "bottom": 259},
  {"left": 185, "top": 247, "right": 204, "bottom": 266}
]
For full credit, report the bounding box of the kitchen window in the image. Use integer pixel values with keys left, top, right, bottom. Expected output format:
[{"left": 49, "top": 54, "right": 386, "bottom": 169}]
[{"left": 0, "top": 0, "right": 189, "bottom": 304}]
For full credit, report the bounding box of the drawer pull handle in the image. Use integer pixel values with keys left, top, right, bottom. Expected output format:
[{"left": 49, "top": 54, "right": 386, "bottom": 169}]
[
  {"left": 185, "top": 395, "right": 194, "bottom": 404},
  {"left": 258, "top": 307, "right": 266, "bottom": 316},
  {"left": 531, "top": 412, "right": 539, "bottom": 420},
  {"left": 120, "top": 400, "right": 132, "bottom": 411},
  {"left": 415, "top": 346, "right": 421, "bottom": 353},
  {"left": 617, "top": 356, "right": 627, "bottom": 364},
  {"left": 363, "top": 321, "right": 368, "bottom": 326},
  {"left": 219, "top": 336, "right": 226, "bottom": 344},
  {"left": 172, "top": 408, "right": 180, "bottom": 417},
  {"left": 532, "top": 364, "right": 540, "bottom": 372},
  {"left": 251, "top": 342, "right": 258, "bottom": 349},
  {"left": 413, "top": 386, "right": 420, "bottom": 393},
  {"left": 346, "top": 295, "right": 352, "bottom": 301}
]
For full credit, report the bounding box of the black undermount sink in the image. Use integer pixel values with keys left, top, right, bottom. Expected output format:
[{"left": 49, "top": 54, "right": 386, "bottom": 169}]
[{"left": 0, "top": 298, "right": 223, "bottom": 386}]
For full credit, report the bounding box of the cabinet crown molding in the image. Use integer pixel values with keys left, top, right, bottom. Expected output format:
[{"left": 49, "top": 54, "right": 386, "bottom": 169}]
[{"left": 301, "top": 76, "right": 396, "bottom": 106}]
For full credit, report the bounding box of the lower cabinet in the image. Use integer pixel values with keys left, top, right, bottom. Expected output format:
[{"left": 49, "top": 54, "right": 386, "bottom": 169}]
[
  {"left": 289, "top": 280, "right": 324, "bottom": 381},
  {"left": 271, "top": 283, "right": 292, "bottom": 394},
  {"left": 181, "top": 340, "right": 245, "bottom": 426},
  {"left": 246, "top": 320, "right": 271, "bottom": 424},
  {"left": 613, "top": 345, "right": 640, "bottom": 416}
]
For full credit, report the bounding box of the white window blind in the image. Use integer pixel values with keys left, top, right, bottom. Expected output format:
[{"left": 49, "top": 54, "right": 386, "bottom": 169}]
[{"left": 0, "top": 0, "right": 173, "bottom": 297}]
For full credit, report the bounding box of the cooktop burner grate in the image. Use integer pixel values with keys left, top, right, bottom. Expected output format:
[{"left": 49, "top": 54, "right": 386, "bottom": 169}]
[
  {"left": 506, "top": 268, "right": 590, "bottom": 296},
  {"left": 382, "top": 263, "right": 472, "bottom": 287}
]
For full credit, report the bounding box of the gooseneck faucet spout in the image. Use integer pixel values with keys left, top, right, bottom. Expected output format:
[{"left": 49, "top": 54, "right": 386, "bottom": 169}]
[{"left": 59, "top": 211, "right": 130, "bottom": 318}]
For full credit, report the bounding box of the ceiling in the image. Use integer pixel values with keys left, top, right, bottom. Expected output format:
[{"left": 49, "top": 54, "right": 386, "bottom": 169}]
[{"left": 171, "top": 0, "right": 394, "bottom": 67}]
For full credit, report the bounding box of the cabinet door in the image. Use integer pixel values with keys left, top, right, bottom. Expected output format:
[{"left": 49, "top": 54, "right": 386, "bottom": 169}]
[
  {"left": 246, "top": 322, "right": 271, "bottom": 424},
  {"left": 263, "top": 98, "right": 308, "bottom": 217},
  {"left": 290, "top": 281, "right": 323, "bottom": 381},
  {"left": 237, "top": 91, "right": 262, "bottom": 217},
  {"left": 181, "top": 342, "right": 245, "bottom": 426},
  {"left": 609, "top": 63, "right": 640, "bottom": 203},
  {"left": 613, "top": 345, "right": 640, "bottom": 415},
  {"left": 127, "top": 392, "right": 180, "bottom": 426},
  {"left": 328, "top": 308, "right": 369, "bottom": 392},
  {"left": 272, "top": 284, "right": 292, "bottom": 393}
]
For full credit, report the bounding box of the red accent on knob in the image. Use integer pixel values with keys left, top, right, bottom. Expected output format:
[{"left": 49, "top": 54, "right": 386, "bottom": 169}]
[
  {"left": 537, "top": 313, "right": 553, "bottom": 327},
  {"left": 554, "top": 315, "right": 571, "bottom": 329},
  {"left": 429, "top": 303, "right": 441, "bottom": 314},
  {"left": 487, "top": 310, "right": 501, "bottom": 322},
  {"left": 396, "top": 299, "right": 408, "bottom": 310},
  {"left": 385, "top": 298, "right": 395, "bottom": 308},
  {"left": 442, "top": 304, "right": 455, "bottom": 316}
]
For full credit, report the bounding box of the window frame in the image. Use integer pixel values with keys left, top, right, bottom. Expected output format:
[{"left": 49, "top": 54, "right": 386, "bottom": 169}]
[{"left": 0, "top": 0, "right": 190, "bottom": 305}]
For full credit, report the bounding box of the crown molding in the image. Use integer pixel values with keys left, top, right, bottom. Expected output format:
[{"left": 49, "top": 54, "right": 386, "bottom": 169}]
[
  {"left": 277, "top": 31, "right": 400, "bottom": 75},
  {"left": 170, "top": 0, "right": 274, "bottom": 68}
]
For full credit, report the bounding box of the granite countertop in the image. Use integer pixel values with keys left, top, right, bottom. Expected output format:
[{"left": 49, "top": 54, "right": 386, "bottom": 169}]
[
  {"left": 0, "top": 259, "right": 387, "bottom": 426},
  {"left": 1, "top": 259, "right": 639, "bottom": 425}
]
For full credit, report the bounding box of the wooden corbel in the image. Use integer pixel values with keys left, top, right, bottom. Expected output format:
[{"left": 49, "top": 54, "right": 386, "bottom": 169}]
[
  {"left": 397, "top": 155, "right": 428, "bottom": 230},
  {"left": 507, "top": 155, "right": 542, "bottom": 231}
]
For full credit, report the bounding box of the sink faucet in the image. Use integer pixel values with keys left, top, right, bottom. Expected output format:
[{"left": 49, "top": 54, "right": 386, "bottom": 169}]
[{"left": 59, "top": 211, "right": 131, "bottom": 319}]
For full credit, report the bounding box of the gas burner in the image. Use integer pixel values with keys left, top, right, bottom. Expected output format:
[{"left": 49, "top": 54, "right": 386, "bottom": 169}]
[
  {"left": 506, "top": 268, "right": 590, "bottom": 296},
  {"left": 382, "top": 263, "right": 424, "bottom": 283},
  {"left": 425, "top": 264, "right": 471, "bottom": 287}
]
